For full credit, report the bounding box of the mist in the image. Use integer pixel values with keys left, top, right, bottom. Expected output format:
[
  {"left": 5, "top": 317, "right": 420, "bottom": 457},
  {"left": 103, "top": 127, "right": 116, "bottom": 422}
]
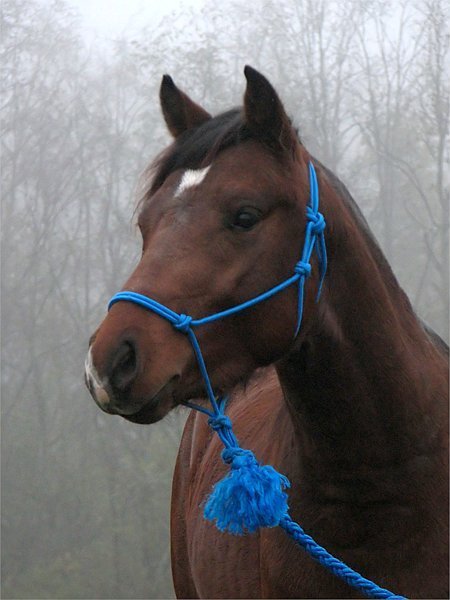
[{"left": 1, "top": 0, "right": 448, "bottom": 597}]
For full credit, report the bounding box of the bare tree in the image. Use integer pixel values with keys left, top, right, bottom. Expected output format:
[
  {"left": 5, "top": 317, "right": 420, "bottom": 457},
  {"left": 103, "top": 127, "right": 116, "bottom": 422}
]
[{"left": 2, "top": 0, "right": 447, "bottom": 598}]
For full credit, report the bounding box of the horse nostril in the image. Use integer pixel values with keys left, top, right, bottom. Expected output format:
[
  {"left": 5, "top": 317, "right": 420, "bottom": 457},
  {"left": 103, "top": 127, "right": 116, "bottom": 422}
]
[{"left": 110, "top": 341, "right": 138, "bottom": 392}]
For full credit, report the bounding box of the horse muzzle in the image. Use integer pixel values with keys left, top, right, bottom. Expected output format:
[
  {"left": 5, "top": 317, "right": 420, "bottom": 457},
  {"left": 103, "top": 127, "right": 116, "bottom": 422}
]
[
  {"left": 84, "top": 341, "right": 181, "bottom": 423},
  {"left": 84, "top": 342, "right": 141, "bottom": 415}
]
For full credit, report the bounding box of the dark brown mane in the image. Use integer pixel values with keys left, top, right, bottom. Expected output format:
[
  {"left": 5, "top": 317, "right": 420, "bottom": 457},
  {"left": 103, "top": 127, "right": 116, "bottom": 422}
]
[
  {"left": 146, "top": 109, "right": 247, "bottom": 197},
  {"left": 143, "top": 107, "right": 299, "bottom": 203}
]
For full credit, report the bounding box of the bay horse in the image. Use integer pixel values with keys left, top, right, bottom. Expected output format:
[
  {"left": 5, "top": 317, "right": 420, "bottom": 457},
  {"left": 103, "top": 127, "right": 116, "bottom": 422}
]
[{"left": 85, "top": 66, "right": 449, "bottom": 598}]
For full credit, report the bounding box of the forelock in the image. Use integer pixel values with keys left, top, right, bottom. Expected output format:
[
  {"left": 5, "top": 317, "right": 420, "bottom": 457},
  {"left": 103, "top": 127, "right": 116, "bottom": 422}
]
[{"left": 141, "top": 109, "right": 250, "bottom": 201}]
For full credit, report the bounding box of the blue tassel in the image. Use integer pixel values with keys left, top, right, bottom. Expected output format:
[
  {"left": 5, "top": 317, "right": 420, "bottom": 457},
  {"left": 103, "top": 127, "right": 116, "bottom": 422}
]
[{"left": 204, "top": 447, "right": 290, "bottom": 534}]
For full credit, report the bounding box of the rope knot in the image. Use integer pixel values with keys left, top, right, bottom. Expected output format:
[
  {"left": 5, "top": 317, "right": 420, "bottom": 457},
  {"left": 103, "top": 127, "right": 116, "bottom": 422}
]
[
  {"left": 205, "top": 446, "right": 290, "bottom": 534},
  {"left": 222, "top": 447, "right": 258, "bottom": 469},
  {"left": 208, "top": 414, "right": 233, "bottom": 432},
  {"left": 294, "top": 261, "right": 312, "bottom": 277},
  {"left": 307, "top": 208, "right": 326, "bottom": 235},
  {"left": 174, "top": 313, "right": 192, "bottom": 333}
]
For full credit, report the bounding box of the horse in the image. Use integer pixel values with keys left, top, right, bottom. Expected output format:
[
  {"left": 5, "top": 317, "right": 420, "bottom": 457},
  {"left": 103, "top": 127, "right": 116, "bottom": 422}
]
[{"left": 85, "top": 66, "right": 449, "bottom": 598}]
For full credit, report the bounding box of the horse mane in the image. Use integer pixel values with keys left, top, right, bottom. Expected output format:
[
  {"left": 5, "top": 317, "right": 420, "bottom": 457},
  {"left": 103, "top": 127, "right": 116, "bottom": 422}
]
[
  {"left": 142, "top": 109, "right": 249, "bottom": 201},
  {"left": 141, "top": 107, "right": 299, "bottom": 205}
]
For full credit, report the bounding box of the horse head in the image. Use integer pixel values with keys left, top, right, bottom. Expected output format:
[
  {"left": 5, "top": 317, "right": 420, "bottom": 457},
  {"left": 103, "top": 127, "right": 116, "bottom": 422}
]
[{"left": 85, "top": 67, "right": 321, "bottom": 424}]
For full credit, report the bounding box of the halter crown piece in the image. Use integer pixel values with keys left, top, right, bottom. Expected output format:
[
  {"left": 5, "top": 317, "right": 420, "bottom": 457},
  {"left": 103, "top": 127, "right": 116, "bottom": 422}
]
[{"left": 109, "top": 162, "right": 405, "bottom": 600}]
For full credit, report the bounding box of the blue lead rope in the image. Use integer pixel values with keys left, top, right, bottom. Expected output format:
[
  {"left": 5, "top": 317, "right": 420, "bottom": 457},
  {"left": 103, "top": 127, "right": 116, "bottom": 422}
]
[{"left": 108, "top": 162, "right": 405, "bottom": 600}]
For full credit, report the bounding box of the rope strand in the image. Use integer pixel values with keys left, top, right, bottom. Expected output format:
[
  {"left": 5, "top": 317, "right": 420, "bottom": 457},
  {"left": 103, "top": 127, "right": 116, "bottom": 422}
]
[{"left": 280, "top": 515, "right": 405, "bottom": 599}]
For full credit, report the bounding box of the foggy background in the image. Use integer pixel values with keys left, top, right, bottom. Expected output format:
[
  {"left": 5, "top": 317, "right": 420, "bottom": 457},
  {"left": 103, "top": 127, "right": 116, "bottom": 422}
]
[{"left": 1, "top": 0, "right": 448, "bottom": 598}]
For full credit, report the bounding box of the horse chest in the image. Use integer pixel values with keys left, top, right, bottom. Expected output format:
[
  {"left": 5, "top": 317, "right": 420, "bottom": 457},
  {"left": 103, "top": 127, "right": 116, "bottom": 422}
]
[
  {"left": 171, "top": 374, "right": 307, "bottom": 598},
  {"left": 173, "top": 383, "right": 365, "bottom": 598}
]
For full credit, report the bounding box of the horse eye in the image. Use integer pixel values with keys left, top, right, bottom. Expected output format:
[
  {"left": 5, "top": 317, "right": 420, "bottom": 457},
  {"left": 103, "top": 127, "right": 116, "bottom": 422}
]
[{"left": 230, "top": 207, "right": 261, "bottom": 231}]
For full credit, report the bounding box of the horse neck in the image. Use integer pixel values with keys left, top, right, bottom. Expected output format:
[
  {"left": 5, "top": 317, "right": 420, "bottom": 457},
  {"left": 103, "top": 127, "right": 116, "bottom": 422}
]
[{"left": 276, "top": 166, "right": 448, "bottom": 505}]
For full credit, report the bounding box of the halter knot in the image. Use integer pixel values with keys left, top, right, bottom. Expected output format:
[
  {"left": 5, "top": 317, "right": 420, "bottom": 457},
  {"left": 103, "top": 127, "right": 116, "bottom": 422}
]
[
  {"left": 208, "top": 414, "right": 233, "bottom": 432},
  {"left": 307, "top": 208, "right": 326, "bottom": 235},
  {"left": 174, "top": 313, "right": 192, "bottom": 333},
  {"left": 294, "top": 261, "right": 312, "bottom": 277},
  {"left": 222, "top": 447, "right": 258, "bottom": 469}
]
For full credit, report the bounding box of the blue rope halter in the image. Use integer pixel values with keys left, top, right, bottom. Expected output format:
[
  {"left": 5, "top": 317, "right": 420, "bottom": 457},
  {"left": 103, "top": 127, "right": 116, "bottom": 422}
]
[{"left": 108, "top": 162, "right": 405, "bottom": 600}]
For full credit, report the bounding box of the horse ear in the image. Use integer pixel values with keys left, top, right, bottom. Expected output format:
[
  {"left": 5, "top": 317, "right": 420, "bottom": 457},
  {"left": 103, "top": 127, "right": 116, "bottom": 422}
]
[
  {"left": 159, "top": 75, "right": 212, "bottom": 138},
  {"left": 243, "top": 66, "right": 296, "bottom": 152}
]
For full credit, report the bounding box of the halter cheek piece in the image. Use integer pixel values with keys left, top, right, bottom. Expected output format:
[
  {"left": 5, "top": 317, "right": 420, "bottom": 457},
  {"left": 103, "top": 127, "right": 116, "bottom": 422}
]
[{"left": 108, "top": 162, "right": 405, "bottom": 600}]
